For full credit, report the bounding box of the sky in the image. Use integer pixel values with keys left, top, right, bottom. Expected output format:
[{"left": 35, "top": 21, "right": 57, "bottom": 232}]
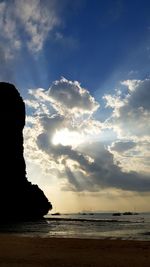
[{"left": 0, "top": 0, "right": 150, "bottom": 213}]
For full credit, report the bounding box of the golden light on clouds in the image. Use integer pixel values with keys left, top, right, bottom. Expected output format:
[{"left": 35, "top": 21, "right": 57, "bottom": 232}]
[
  {"left": 52, "top": 128, "right": 84, "bottom": 147},
  {"left": 24, "top": 78, "right": 150, "bottom": 212}
]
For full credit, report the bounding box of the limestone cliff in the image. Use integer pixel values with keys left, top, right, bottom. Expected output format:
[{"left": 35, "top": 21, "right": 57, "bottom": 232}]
[{"left": 0, "top": 82, "right": 52, "bottom": 220}]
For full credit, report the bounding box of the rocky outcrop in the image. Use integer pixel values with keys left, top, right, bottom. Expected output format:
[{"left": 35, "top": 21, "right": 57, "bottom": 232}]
[{"left": 0, "top": 82, "right": 52, "bottom": 220}]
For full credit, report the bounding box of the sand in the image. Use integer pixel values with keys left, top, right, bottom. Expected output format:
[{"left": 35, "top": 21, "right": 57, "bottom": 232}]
[{"left": 0, "top": 235, "right": 149, "bottom": 267}]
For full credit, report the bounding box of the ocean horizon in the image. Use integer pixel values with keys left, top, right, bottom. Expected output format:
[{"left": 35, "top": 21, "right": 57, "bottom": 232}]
[{"left": 0, "top": 212, "right": 150, "bottom": 241}]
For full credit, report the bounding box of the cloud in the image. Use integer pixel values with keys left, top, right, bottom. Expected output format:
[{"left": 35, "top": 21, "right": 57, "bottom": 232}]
[
  {"left": 24, "top": 77, "right": 150, "bottom": 193},
  {"left": 0, "top": 45, "right": 14, "bottom": 81},
  {"left": 0, "top": 1, "right": 21, "bottom": 60},
  {"left": 75, "top": 142, "right": 150, "bottom": 192},
  {"left": 14, "top": 0, "right": 59, "bottom": 52},
  {"left": 104, "top": 79, "right": 150, "bottom": 140},
  {"left": 121, "top": 79, "right": 150, "bottom": 110},
  {"left": 27, "top": 124, "right": 150, "bottom": 193},
  {"left": 0, "top": 0, "right": 59, "bottom": 59},
  {"left": 24, "top": 77, "right": 101, "bottom": 172},
  {"left": 109, "top": 140, "right": 150, "bottom": 175},
  {"left": 48, "top": 77, "right": 100, "bottom": 116},
  {"left": 110, "top": 141, "right": 136, "bottom": 153},
  {"left": 104, "top": 79, "right": 150, "bottom": 175}
]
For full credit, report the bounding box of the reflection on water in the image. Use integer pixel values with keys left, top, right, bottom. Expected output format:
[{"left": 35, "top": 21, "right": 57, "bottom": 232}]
[
  {"left": 0, "top": 219, "right": 50, "bottom": 236},
  {"left": 0, "top": 212, "right": 150, "bottom": 240}
]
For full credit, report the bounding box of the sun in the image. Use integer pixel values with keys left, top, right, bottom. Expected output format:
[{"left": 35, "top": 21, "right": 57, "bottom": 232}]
[{"left": 52, "top": 128, "right": 84, "bottom": 147}]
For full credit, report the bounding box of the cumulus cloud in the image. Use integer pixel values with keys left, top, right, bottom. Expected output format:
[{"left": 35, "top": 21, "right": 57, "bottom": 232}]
[
  {"left": 110, "top": 141, "right": 136, "bottom": 153},
  {"left": 104, "top": 79, "right": 150, "bottom": 140},
  {"left": 24, "top": 78, "right": 150, "bottom": 193},
  {"left": 24, "top": 78, "right": 102, "bottom": 175},
  {"left": 121, "top": 79, "right": 150, "bottom": 110},
  {"left": 109, "top": 140, "right": 150, "bottom": 175},
  {"left": 0, "top": 0, "right": 59, "bottom": 59},
  {"left": 76, "top": 142, "right": 150, "bottom": 192},
  {"left": 104, "top": 79, "right": 150, "bottom": 175},
  {"left": 48, "top": 77, "right": 100, "bottom": 115}
]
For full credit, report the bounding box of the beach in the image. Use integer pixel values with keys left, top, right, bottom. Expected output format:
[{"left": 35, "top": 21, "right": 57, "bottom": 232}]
[{"left": 0, "top": 235, "right": 150, "bottom": 267}]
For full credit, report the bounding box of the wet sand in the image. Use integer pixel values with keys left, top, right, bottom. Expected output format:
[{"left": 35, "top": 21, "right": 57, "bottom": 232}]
[{"left": 0, "top": 234, "right": 150, "bottom": 267}]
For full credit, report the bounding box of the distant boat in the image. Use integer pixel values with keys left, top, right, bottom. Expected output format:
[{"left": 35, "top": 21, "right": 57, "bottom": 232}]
[
  {"left": 51, "top": 212, "right": 61, "bottom": 216},
  {"left": 112, "top": 212, "right": 121, "bottom": 216},
  {"left": 123, "top": 212, "right": 139, "bottom": 215}
]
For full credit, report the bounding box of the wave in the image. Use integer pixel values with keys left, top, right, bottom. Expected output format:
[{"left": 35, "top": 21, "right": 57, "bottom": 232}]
[{"left": 46, "top": 217, "right": 144, "bottom": 224}]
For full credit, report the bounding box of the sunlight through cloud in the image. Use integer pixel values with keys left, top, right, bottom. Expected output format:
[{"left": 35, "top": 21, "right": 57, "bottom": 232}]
[{"left": 52, "top": 128, "right": 84, "bottom": 148}]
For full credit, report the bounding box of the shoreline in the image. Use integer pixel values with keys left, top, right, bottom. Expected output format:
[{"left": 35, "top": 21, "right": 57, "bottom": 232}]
[{"left": 0, "top": 234, "right": 150, "bottom": 266}]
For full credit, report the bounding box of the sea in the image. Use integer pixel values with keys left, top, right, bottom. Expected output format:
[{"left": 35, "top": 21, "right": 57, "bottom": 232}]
[{"left": 0, "top": 212, "right": 150, "bottom": 240}]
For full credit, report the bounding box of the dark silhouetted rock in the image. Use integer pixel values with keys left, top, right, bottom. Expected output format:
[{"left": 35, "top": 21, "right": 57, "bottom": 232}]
[{"left": 0, "top": 82, "right": 52, "bottom": 220}]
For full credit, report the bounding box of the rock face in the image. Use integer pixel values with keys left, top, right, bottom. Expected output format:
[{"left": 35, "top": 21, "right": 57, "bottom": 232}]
[{"left": 0, "top": 82, "right": 52, "bottom": 220}]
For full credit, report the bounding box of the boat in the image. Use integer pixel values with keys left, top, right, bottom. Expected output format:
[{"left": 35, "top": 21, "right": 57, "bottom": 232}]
[
  {"left": 123, "top": 212, "right": 139, "bottom": 215},
  {"left": 51, "top": 212, "right": 61, "bottom": 216},
  {"left": 112, "top": 212, "right": 121, "bottom": 216}
]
